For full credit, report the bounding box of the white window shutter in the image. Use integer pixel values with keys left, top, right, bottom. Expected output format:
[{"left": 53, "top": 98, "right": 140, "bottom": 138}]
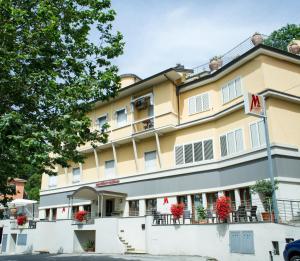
[
  {"left": 258, "top": 121, "right": 266, "bottom": 145},
  {"left": 227, "top": 131, "right": 235, "bottom": 155},
  {"left": 193, "top": 141, "right": 203, "bottom": 162},
  {"left": 145, "top": 151, "right": 157, "bottom": 171},
  {"left": 228, "top": 81, "right": 235, "bottom": 101},
  {"left": 202, "top": 93, "right": 210, "bottom": 111},
  {"left": 250, "top": 123, "right": 259, "bottom": 148},
  {"left": 235, "top": 129, "right": 244, "bottom": 152},
  {"left": 222, "top": 86, "right": 229, "bottom": 104},
  {"left": 184, "top": 144, "right": 193, "bottom": 163},
  {"left": 204, "top": 139, "right": 214, "bottom": 160},
  {"left": 220, "top": 135, "right": 227, "bottom": 157},
  {"left": 189, "top": 97, "right": 196, "bottom": 114},
  {"left": 235, "top": 78, "right": 242, "bottom": 97},
  {"left": 175, "top": 146, "right": 184, "bottom": 165},
  {"left": 196, "top": 95, "right": 202, "bottom": 113}
]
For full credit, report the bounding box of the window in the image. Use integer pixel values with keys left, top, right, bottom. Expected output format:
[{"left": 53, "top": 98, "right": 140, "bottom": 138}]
[
  {"left": 48, "top": 175, "right": 57, "bottom": 188},
  {"left": 221, "top": 77, "right": 242, "bottom": 104},
  {"left": 177, "top": 195, "right": 188, "bottom": 209},
  {"left": 146, "top": 199, "right": 157, "bottom": 214},
  {"left": 52, "top": 208, "right": 57, "bottom": 221},
  {"left": 129, "top": 200, "right": 139, "bottom": 216},
  {"left": 250, "top": 120, "right": 266, "bottom": 148},
  {"left": 72, "top": 167, "right": 81, "bottom": 183},
  {"left": 116, "top": 108, "right": 127, "bottom": 127},
  {"left": 230, "top": 231, "right": 254, "bottom": 254},
  {"left": 17, "top": 234, "right": 27, "bottom": 246},
  {"left": 105, "top": 160, "right": 115, "bottom": 178},
  {"left": 188, "top": 93, "right": 210, "bottom": 115},
  {"left": 175, "top": 139, "right": 214, "bottom": 166},
  {"left": 220, "top": 129, "right": 244, "bottom": 157},
  {"left": 206, "top": 192, "right": 218, "bottom": 210},
  {"left": 97, "top": 115, "right": 107, "bottom": 131},
  {"left": 144, "top": 151, "right": 157, "bottom": 172}
]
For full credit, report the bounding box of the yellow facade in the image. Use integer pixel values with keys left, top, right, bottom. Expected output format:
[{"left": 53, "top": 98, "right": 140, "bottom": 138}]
[{"left": 41, "top": 50, "right": 300, "bottom": 190}]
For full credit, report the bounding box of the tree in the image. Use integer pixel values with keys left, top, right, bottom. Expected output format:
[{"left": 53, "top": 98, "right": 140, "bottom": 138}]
[
  {"left": 0, "top": 0, "right": 124, "bottom": 205},
  {"left": 264, "top": 24, "right": 300, "bottom": 51}
]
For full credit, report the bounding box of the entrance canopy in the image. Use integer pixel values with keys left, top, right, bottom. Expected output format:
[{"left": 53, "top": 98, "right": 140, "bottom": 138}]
[{"left": 67, "top": 186, "right": 127, "bottom": 218}]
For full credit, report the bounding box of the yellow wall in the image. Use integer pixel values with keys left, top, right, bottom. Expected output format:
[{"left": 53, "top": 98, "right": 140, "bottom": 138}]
[{"left": 42, "top": 53, "right": 300, "bottom": 190}]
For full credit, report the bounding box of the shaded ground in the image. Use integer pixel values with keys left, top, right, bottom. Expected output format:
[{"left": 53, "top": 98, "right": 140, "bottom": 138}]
[{"left": 0, "top": 254, "right": 210, "bottom": 261}]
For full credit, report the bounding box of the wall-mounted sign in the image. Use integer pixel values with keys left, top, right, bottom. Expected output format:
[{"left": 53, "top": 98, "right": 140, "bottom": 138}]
[
  {"left": 96, "top": 179, "right": 120, "bottom": 187},
  {"left": 244, "top": 92, "right": 265, "bottom": 117}
]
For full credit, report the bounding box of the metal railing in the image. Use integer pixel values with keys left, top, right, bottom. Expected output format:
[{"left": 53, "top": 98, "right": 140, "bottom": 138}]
[
  {"left": 187, "top": 34, "right": 268, "bottom": 79},
  {"left": 152, "top": 198, "right": 300, "bottom": 225},
  {"left": 132, "top": 116, "right": 154, "bottom": 133}
]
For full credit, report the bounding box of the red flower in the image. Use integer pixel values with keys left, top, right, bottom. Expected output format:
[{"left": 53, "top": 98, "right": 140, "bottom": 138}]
[
  {"left": 17, "top": 215, "right": 27, "bottom": 226},
  {"left": 215, "top": 196, "right": 231, "bottom": 221},
  {"left": 75, "top": 210, "right": 88, "bottom": 222},
  {"left": 170, "top": 203, "right": 184, "bottom": 219}
]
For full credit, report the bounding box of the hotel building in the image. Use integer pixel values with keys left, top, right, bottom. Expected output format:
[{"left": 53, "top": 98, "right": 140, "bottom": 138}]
[{"left": 38, "top": 44, "right": 300, "bottom": 222}]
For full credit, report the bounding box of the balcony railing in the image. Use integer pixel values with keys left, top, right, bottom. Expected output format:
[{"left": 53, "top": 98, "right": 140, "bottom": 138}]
[
  {"left": 187, "top": 34, "right": 269, "bottom": 79},
  {"left": 132, "top": 117, "right": 154, "bottom": 134}
]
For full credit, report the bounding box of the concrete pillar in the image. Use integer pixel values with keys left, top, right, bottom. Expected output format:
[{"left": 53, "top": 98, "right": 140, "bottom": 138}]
[
  {"left": 49, "top": 208, "right": 53, "bottom": 221},
  {"left": 234, "top": 188, "right": 241, "bottom": 207},
  {"left": 187, "top": 195, "right": 192, "bottom": 211},
  {"left": 139, "top": 199, "right": 146, "bottom": 216},
  {"left": 124, "top": 201, "right": 129, "bottom": 217},
  {"left": 202, "top": 193, "right": 207, "bottom": 209}
]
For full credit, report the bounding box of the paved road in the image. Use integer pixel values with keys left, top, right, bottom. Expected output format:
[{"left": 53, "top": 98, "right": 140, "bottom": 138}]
[{"left": 0, "top": 254, "right": 209, "bottom": 261}]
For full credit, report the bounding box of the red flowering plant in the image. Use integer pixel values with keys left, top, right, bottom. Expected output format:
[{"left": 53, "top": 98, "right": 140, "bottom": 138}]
[
  {"left": 215, "top": 196, "right": 232, "bottom": 222},
  {"left": 17, "top": 215, "right": 27, "bottom": 226},
  {"left": 75, "top": 210, "right": 88, "bottom": 222},
  {"left": 170, "top": 203, "right": 184, "bottom": 220}
]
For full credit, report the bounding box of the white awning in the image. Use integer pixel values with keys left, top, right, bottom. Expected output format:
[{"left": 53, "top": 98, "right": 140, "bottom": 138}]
[{"left": 7, "top": 199, "right": 38, "bottom": 207}]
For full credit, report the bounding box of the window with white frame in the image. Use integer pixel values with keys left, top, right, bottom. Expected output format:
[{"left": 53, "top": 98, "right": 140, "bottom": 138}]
[
  {"left": 220, "top": 129, "right": 244, "bottom": 157},
  {"left": 48, "top": 175, "right": 57, "bottom": 188},
  {"left": 188, "top": 93, "right": 210, "bottom": 115},
  {"left": 175, "top": 139, "right": 214, "bottom": 166},
  {"left": 116, "top": 108, "right": 127, "bottom": 127},
  {"left": 97, "top": 115, "right": 107, "bottom": 131},
  {"left": 250, "top": 120, "right": 265, "bottom": 148},
  {"left": 105, "top": 160, "right": 115, "bottom": 178},
  {"left": 221, "top": 77, "right": 242, "bottom": 104},
  {"left": 72, "top": 167, "right": 81, "bottom": 183},
  {"left": 144, "top": 151, "right": 157, "bottom": 171}
]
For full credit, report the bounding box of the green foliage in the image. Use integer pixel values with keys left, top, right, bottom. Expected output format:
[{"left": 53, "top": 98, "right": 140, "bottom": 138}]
[
  {"left": 250, "top": 179, "right": 279, "bottom": 198},
  {"left": 25, "top": 173, "right": 41, "bottom": 201},
  {"left": 196, "top": 205, "right": 206, "bottom": 220},
  {"left": 264, "top": 24, "right": 300, "bottom": 51},
  {"left": 84, "top": 240, "right": 95, "bottom": 251},
  {"left": 0, "top": 0, "right": 124, "bottom": 204}
]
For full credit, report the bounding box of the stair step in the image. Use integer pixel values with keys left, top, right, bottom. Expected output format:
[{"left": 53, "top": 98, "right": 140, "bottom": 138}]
[
  {"left": 127, "top": 247, "right": 135, "bottom": 251},
  {"left": 125, "top": 250, "right": 146, "bottom": 255}
]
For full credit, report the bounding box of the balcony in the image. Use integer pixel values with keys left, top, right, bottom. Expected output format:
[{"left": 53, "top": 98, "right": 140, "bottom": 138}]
[{"left": 132, "top": 117, "right": 154, "bottom": 134}]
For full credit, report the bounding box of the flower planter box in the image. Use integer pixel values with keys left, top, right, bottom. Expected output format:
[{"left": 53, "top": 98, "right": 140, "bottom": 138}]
[{"left": 261, "top": 212, "right": 275, "bottom": 222}]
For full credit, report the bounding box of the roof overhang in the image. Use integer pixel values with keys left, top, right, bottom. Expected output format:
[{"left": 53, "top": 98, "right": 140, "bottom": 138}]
[{"left": 68, "top": 186, "right": 127, "bottom": 199}]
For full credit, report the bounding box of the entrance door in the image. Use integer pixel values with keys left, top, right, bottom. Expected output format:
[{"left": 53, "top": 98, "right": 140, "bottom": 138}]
[{"left": 105, "top": 199, "right": 114, "bottom": 216}]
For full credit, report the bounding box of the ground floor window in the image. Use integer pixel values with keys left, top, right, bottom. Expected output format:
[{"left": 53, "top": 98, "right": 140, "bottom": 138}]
[
  {"left": 45, "top": 209, "right": 50, "bottom": 220},
  {"left": 129, "top": 200, "right": 139, "bottom": 216},
  {"left": 239, "top": 187, "right": 251, "bottom": 209},
  {"left": 206, "top": 192, "right": 218, "bottom": 211},
  {"left": 52, "top": 208, "right": 57, "bottom": 221},
  {"left": 146, "top": 198, "right": 157, "bottom": 215},
  {"left": 191, "top": 194, "right": 202, "bottom": 220},
  {"left": 225, "top": 190, "right": 236, "bottom": 210},
  {"left": 72, "top": 206, "right": 79, "bottom": 217},
  {"left": 177, "top": 195, "right": 188, "bottom": 209},
  {"left": 83, "top": 205, "right": 91, "bottom": 213}
]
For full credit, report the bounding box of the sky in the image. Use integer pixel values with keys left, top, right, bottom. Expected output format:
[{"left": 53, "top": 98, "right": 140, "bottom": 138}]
[{"left": 108, "top": 0, "right": 300, "bottom": 78}]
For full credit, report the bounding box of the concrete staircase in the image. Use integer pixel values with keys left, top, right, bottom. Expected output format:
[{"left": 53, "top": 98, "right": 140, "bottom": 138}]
[{"left": 118, "top": 236, "right": 145, "bottom": 254}]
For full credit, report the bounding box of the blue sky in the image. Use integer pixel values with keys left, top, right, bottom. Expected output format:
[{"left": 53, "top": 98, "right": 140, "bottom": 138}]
[{"left": 109, "top": 0, "right": 300, "bottom": 78}]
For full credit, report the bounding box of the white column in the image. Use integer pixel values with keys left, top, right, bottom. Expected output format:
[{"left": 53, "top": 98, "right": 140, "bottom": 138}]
[
  {"left": 94, "top": 149, "right": 100, "bottom": 179},
  {"left": 139, "top": 199, "right": 146, "bottom": 216},
  {"left": 64, "top": 167, "right": 69, "bottom": 184},
  {"left": 124, "top": 201, "right": 129, "bottom": 217},
  {"left": 79, "top": 163, "right": 83, "bottom": 176},
  {"left": 234, "top": 189, "right": 241, "bottom": 207},
  {"left": 112, "top": 143, "right": 118, "bottom": 175},
  {"left": 132, "top": 138, "right": 139, "bottom": 172},
  {"left": 155, "top": 133, "right": 162, "bottom": 168},
  {"left": 218, "top": 191, "right": 224, "bottom": 197},
  {"left": 49, "top": 208, "right": 53, "bottom": 221},
  {"left": 202, "top": 193, "right": 207, "bottom": 209},
  {"left": 187, "top": 195, "right": 192, "bottom": 211}
]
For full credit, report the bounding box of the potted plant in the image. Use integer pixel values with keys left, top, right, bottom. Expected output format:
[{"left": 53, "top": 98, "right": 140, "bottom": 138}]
[
  {"left": 251, "top": 32, "right": 263, "bottom": 46},
  {"left": 170, "top": 203, "right": 184, "bottom": 223},
  {"left": 250, "top": 179, "right": 278, "bottom": 221},
  {"left": 196, "top": 205, "right": 207, "bottom": 224},
  {"left": 215, "top": 196, "right": 231, "bottom": 223},
  {"left": 17, "top": 214, "right": 27, "bottom": 226},
  {"left": 209, "top": 56, "right": 223, "bottom": 71},
  {"left": 75, "top": 210, "right": 88, "bottom": 222},
  {"left": 84, "top": 240, "right": 95, "bottom": 252},
  {"left": 287, "top": 40, "right": 300, "bottom": 55}
]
